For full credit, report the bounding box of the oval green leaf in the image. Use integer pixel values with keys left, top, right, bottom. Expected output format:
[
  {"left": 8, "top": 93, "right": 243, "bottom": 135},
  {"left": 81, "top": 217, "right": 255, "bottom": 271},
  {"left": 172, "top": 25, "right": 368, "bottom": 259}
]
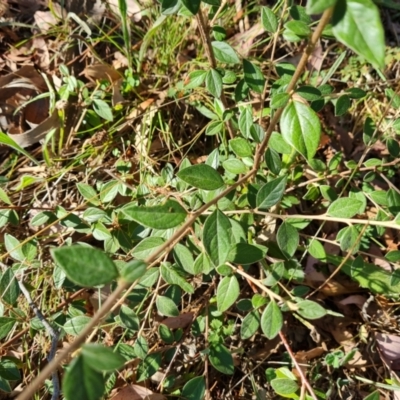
[
  {"left": 209, "top": 343, "right": 234, "bottom": 375},
  {"left": 81, "top": 344, "right": 125, "bottom": 372},
  {"left": 327, "top": 197, "right": 363, "bottom": 218},
  {"left": 217, "top": 275, "right": 240, "bottom": 312},
  {"left": 277, "top": 222, "right": 299, "bottom": 259},
  {"left": 296, "top": 300, "right": 327, "bottom": 320},
  {"left": 182, "top": 376, "right": 206, "bottom": 400},
  {"left": 261, "top": 300, "right": 282, "bottom": 339},
  {"left": 256, "top": 175, "right": 287, "bottom": 210},
  {"left": 211, "top": 41, "right": 240, "bottom": 64},
  {"left": 156, "top": 295, "right": 179, "bottom": 317},
  {"left": 177, "top": 164, "right": 224, "bottom": 191}
]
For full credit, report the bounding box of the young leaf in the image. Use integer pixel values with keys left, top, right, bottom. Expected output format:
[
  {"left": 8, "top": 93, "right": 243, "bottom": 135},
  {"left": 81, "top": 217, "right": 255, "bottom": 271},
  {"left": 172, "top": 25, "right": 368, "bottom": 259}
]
[
  {"left": 307, "top": 0, "right": 337, "bottom": 14},
  {"left": 256, "top": 175, "right": 287, "bottom": 210},
  {"left": 0, "top": 269, "right": 20, "bottom": 306},
  {"left": 209, "top": 343, "right": 234, "bottom": 375},
  {"left": 271, "top": 378, "right": 299, "bottom": 396},
  {"left": 156, "top": 295, "right": 180, "bottom": 317},
  {"left": 51, "top": 246, "right": 119, "bottom": 287},
  {"left": 217, "top": 275, "right": 240, "bottom": 312},
  {"left": 122, "top": 199, "right": 187, "bottom": 229},
  {"left": 177, "top": 164, "right": 224, "bottom": 190},
  {"left": 93, "top": 99, "right": 113, "bottom": 121},
  {"left": 203, "top": 209, "right": 232, "bottom": 266},
  {"left": 243, "top": 59, "right": 265, "bottom": 93},
  {"left": 206, "top": 69, "right": 223, "bottom": 98},
  {"left": 296, "top": 300, "right": 327, "bottom": 320},
  {"left": 280, "top": 100, "right": 321, "bottom": 161},
  {"left": 261, "top": 300, "right": 282, "bottom": 339},
  {"left": 222, "top": 159, "right": 247, "bottom": 174},
  {"left": 277, "top": 222, "right": 299, "bottom": 259},
  {"left": 261, "top": 7, "right": 278, "bottom": 32},
  {"left": 81, "top": 344, "right": 125, "bottom": 372},
  {"left": 241, "top": 310, "right": 260, "bottom": 340},
  {"left": 182, "top": 376, "right": 206, "bottom": 400},
  {"left": 327, "top": 198, "right": 363, "bottom": 218},
  {"left": 332, "top": 0, "right": 385, "bottom": 68},
  {"left": 211, "top": 41, "right": 240, "bottom": 64},
  {"left": 63, "top": 356, "right": 105, "bottom": 400}
]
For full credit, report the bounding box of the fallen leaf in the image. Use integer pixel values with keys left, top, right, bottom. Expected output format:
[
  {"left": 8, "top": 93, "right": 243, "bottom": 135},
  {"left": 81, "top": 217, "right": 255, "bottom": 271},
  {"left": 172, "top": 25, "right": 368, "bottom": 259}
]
[
  {"left": 111, "top": 384, "right": 166, "bottom": 400},
  {"left": 161, "top": 312, "right": 194, "bottom": 330}
]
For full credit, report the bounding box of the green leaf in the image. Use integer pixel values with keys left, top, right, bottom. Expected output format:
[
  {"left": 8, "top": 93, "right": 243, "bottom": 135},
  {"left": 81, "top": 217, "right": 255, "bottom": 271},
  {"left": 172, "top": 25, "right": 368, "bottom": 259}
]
[
  {"left": 0, "top": 187, "right": 11, "bottom": 205},
  {"left": 161, "top": 263, "right": 194, "bottom": 294},
  {"left": 81, "top": 344, "right": 125, "bottom": 372},
  {"left": 308, "top": 239, "right": 327, "bottom": 261},
  {"left": 222, "top": 158, "right": 247, "bottom": 174},
  {"left": 185, "top": 70, "right": 207, "bottom": 89},
  {"left": 0, "top": 317, "right": 16, "bottom": 340},
  {"left": 277, "top": 222, "right": 299, "bottom": 259},
  {"left": 0, "top": 359, "right": 20, "bottom": 380},
  {"left": 327, "top": 198, "right": 363, "bottom": 218},
  {"left": 182, "top": 376, "right": 206, "bottom": 400},
  {"left": 261, "top": 7, "right": 278, "bottom": 32},
  {"left": 122, "top": 199, "right": 187, "bottom": 229},
  {"left": 77, "top": 183, "right": 100, "bottom": 205},
  {"left": 134, "top": 336, "right": 148, "bottom": 359},
  {"left": 332, "top": 0, "right": 385, "bottom": 68},
  {"left": 265, "top": 148, "right": 282, "bottom": 175},
  {"left": 256, "top": 175, "right": 287, "bottom": 210},
  {"left": 137, "top": 353, "right": 161, "bottom": 382},
  {"left": 63, "top": 356, "right": 105, "bottom": 400},
  {"left": 209, "top": 343, "right": 234, "bottom": 375},
  {"left": 271, "top": 92, "right": 290, "bottom": 109},
  {"left": 217, "top": 275, "right": 240, "bottom": 312},
  {"left": 243, "top": 59, "right": 265, "bottom": 93},
  {"left": 271, "top": 378, "right": 299, "bottom": 396},
  {"left": 295, "top": 85, "right": 322, "bottom": 101},
  {"left": 280, "top": 100, "right": 321, "bottom": 161},
  {"left": 227, "top": 243, "right": 267, "bottom": 264},
  {"left": 0, "top": 377, "right": 11, "bottom": 393},
  {"left": 211, "top": 41, "right": 240, "bottom": 64},
  {"left": 51, "top": 246, "right": 119, "bottom": 287},
  {"left": 206, "top": 120, "right": 223, "bottom": 136},
  {"left": 93, "top": 99, "right": 113, "bottom": 122},
  {"left": 119, "top": 305, "right": 140, "bottom": 331},
  {"left": 156, "top": 295, "right": 179, "bottom": 317},
  {"left": 238, "top": 105, "right": 253, "bottom": 138},
  {"left": 261, "top": 300, "right": 282, "bottom": 339},
  {"left": 132, "top": 238, "right": 166, "bottom": 260},
  {"left": 206, "top": 69, "right": 223, "bottom": 98},
  {"left": 387, "top": 188, "right": 400, "bottom": 215},
  {"left": 181, "top": 0, "right": 200, "bottom": 14},
  {"left": 0, "top": 131, "right": 39, "bottom": 165},
  {"left": 307, "top": 0, "right": 337, "bottom": 14},
  {"left": 229, "top": 137, "right": 253, "bottom": 157},
  {"left": 296, "top": 300, "right": 327, "bottom": 319},
  {"left": 269, "top": 132, "right": 292, "bottom": 154},
  {"left": 177, "top": 164, "right": 224, "bottom": 191},
  {"left": 63, "top": 316, "right": 92, "bottom": 336},
  {"left": 335, "top": 94, "right": 351, "bottom": 116},
  {"left": 120, "top": 259, "right": 147, "bottom": 283},
  {"left": 203, "top": 209, "right": 232, "bottom": 266},
  {"left": 4, "top": 234, "right": 25, "bottom": 262},
  {"left": 0, "top": 269, "right": 20, "bottom": 306},
  {"left": 284, "top": 20, "right": 311, "bottom": 36},
  {"left": 241, "top": 310, "right": 260, "bottom": 339},
  {"left": 161, "top": 0, "right": 180, "bottom": 15},
  {"left": 173, "top": 243, "right": 195, "bottom": 275},
  {"left": 337, "top": 225, "right": 361, "bottom": 254}
]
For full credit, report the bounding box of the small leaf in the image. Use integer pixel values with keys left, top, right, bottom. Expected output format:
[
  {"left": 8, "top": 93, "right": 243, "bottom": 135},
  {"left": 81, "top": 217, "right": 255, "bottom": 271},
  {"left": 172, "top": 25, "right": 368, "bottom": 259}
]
[
  {"left": 241, "top": 310, "right": 260, "bottom": 339},
  {"left": 277, "top": 222, "right": 299, "bottom": 259},
  {"left": 307, "top": 0, "right": 337, "bottom": 14},
  {"left": 161, "top": 263, "right": 194, "bottom": 294},
  {"left": 0, "top": 317, "right": 17, "bottom": 340},
  {"left": 122, "top": 199, "right": 187, "bottom": 229},
  {"left": 280, "top": 100, "right": 321, "bottom": 161},
  {"left": 173, "top": 243, "right": 195, "bottom": 275},
  {"left": 229, "top": 137, "right": 253, "bottom": 157},
  {"left": 256, "top": 175, "right": 287, "bottom": 210},
  {"left": 134, "top": 336, "right": 148, "bottom": 359},
  {"left": 206, "top": 69, "right": 223, "bottom": 98},
  {"left": 63, "top": 356, "right": 105, "bottom": 400},
  {"left": 243, "top": 59, "right": 265, "bottom": 93},
  {"left": 0, "top": 269, "right": 20, "bottom": 306},
  {"left": 295, "top": 85, "right": 322, "bottom": 101},
  {"left": 327, "top": 198, "right": 363, "bottom": 218},
  {"left": 132, "top": 238, "right": 166, "bottom": 261},
  {"left": 51, "top": 246, "right": 119, "bottom": 287},
  {"left": 0, "top": 187, "right": 11, "bottom": 205},
  {"left": 227, "top": 243, "right": 267, "bottom": 264},
  {"left": 81, "top": 344, "right": 125, "bottom": 372},
  {"left": 261, "top": 300, "right": 282, "bottom": 339},
  {"left": 120, "top": 260, "right": 147, "bottom": 283},
  {"left": 93, "top": 99, "right": 113, "bottom": 121},
  {"left": 238, "top": 105, "right": 253, "bottom": 138},
  {"left": 284, "top": 20, "right": 311, "bottom": 37},
  {"left": 222, "top": 159, "right": 247, "bottom": 174},
  {"left": 185, "top": 70, "right": 207, "bottom": 89},
  {"left": 332, "top": 0, "right": 385, "bottom": 68},
  {"left": 177, "top": 164, "right": 224, "bottom": 191},
  {"left": 181, "top": 0, "right": 200, "bottom": 14},
  {"left": 203, "top": 209, "right": 232, "bottom": 266},
  {"left": 335, "top": 94, "right": 351, "bottom": 116},
  {"left": 217, "top": 275, "right": 240, "bottom": 312},
  {"left": 77, "top": 183, "right": 100, "bottom": 205},
  {"left": 156, "top": 295, "right": 179, "bottom": 317},
  {"left": 209, "top": 344, "right": 234, "bottom": 375},
  {"left": 137, "top": 353, "right": 161, "bottom": 382},
  {"left": 182, "top": 376, "right": 206, "bottom": 400},
  {"left": 296, "top": 300, "right": 327, "bottom": 319},
  {"left": 261, "top": 6, "right": 278, "bottom": 32},
  {"left": 271, "top": 92, "right": 290, "bottom": 109},
  {"left": 0, "top": 359, "right": 20, "bottom": 381},
  {"left": 265, "top": 148, "right": 282, "bottom": 175},
  {"left": 211, "top": 41, "right": 240, "bottom": 64},
  {"left": 271, "top": 378, "right": 299, "bottom": 396},
  {"left": 63, "top": 316, "right": 92, "bottom": 336},
  {"left": 119, "top": 305, "right": 140, "bottom": 331}
]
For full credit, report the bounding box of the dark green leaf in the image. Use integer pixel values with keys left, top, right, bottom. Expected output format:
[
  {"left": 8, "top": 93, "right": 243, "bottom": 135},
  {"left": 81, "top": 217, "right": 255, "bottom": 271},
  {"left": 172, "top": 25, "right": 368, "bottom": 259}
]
[
  {"left": 177, "top": 164, "right": 224, "bottom": 190},
  {"left": 277, "top": 222, "right": 299, "bottom": 259},
  {"left": 335, "top": 94, "right": 351, "bottom": 116},
  {"left": 185, "top": 70, "right": 207, "bottom": 89},
  {"left": 0, "top": 359, "right": 20, "bottom": 380},
  {"left": 206, "top": 69, "right": 223, "bottom": 97},
  {"left": 271, "top": 378, "right": 299, "bottom": 396},
  {"left": 161, "top": 263, "right": 194, "bottom": 294},
  {"left": 227, "top": 243, "right": 267, "bottom": 264},
  {"left": 387, "top": 188, "right": 400, "bottom": 215},
  {"left": 211, "top": 41, "right": 240, "bottom": 64},
  {"left": 261, "top": 300, "right": 282, "bottom": 339},
  {"left": 280, "top": 101, "right": 321, "bottom": 161},
  {"left": 119, "top": 305, "right": 140, "bottom": 331},
  {"left": 295, "top": 85, "right": 321, "bottom": 101},
  {"left": 122, "top": 199, "right": 187, "bottom": 230},
  {"left": 243, "top": 59, "right": 265, "bottom": 93},
  {"left": 181, "top": 0, "right": 200, "bottom": 14},
  {"left": 332, "top": 0, "right": 385, "bottom": 68},
  {"left": 63, "top": 356, "right": 105, "bottom": 400},
  {"left": 134, "top": 336, "right": 148, "bottom": 359},
  {"left": 203, "top": 209, "right": 232, "bottom": 266},
  {"left": 256, "top": 175, "right": 287, "bottom": 210},
  {"left": 81, "top": 344, "right": 125, "bottom": 372},
  {"left": 217, "top": 275, "right": 240, "bottom": 311},
  {"left": 0, "top": 269, "right": 20, "bottom": 306},
  {"left": 173, "top": 243, "right": 195, "bottom": 275},
  {"left": 265, "top": 148, "right": 282, "bottom": 175},
  {"left": 182, "top": 376, "right": 206, "bottom": 400},
  {"left": 51, "top": 246, "right": 119, "bottom": 287},
  {"left": 0, "top": 317, "right": 16, "bottom": 340},
  {"left": 284, "top": 20, "right": 311, "bottom": 36},
  {"left": 209, "top": 344, "right": 234, "bottom": 375},
  {"left": 132, "top": 238, "right": 166, "bottom": 261}
]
